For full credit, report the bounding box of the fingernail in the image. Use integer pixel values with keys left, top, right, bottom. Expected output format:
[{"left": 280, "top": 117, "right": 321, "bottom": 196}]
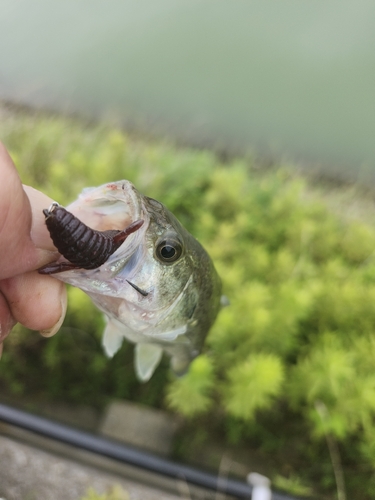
[
  {"left": 39, "top": 288, "right": 67, "bottom": 338},
  {"left": 23, "top": 186, "right": 53, "bottom": 245}
]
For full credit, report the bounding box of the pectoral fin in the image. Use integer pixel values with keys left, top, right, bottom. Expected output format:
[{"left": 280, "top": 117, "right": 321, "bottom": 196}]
[
  {"left": 220, "top": 295, "right": 230, "bottom": 307},
  {"left": 135, "top": 343, "right": 163, "bottom": 382},
  {"left": 102, "top": 318, "right": 124, "bottom": 357},
  {"left": 152, "top": 324, "right": 187, "bottom": 341},
  {"left": 171, "top": 353, "right": 193, "bottom": 377}
]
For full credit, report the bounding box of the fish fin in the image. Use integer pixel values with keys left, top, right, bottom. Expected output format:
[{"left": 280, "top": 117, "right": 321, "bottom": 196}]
[
  {"left": 135, "top": 343, "right": 163, "bottom": 382},
  {"left": 152, "top": 324, "right": 187, "bottom": 341},
  {"left": 102, "top": 319, "right": 124, "bottom": 357},
  {"left": 171, "top": 354, "right": 191, "bottom": 377},
  {"left": 220, "top": 295, "right": 230, "bottom": 307}
]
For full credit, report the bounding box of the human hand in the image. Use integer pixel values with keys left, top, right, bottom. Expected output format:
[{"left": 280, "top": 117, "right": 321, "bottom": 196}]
[{"left": 0, "top": 142, "right": 67, "bottom": 356}]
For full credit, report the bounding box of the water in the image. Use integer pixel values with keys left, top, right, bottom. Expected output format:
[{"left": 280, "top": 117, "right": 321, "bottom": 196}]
[{"left": 1, "top": 0, "right": 375, "bottom": 180}]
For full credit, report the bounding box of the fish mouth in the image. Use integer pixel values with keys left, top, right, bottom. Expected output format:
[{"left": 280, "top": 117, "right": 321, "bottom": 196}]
[
  {"left": 63, "top": 180, "right": 150, "bottom": 273},
  {"left": 66, "top": 181, "right": 145, "bottom": 232}
]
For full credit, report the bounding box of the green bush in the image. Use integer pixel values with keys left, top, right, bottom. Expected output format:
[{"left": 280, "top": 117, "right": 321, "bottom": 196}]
[{"left": 1, "top": 108, "right": 375, "bottom": 498}]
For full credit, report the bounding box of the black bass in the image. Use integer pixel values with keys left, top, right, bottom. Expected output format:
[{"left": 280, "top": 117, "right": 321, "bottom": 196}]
[{"left": 39, "top": 181, "right": 222, "bottom": 381}]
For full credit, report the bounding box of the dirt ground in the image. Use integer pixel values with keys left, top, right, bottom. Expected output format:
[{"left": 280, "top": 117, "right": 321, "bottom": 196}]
[{"left": 0, "top": 435, "right": 183, "bottom": 500}]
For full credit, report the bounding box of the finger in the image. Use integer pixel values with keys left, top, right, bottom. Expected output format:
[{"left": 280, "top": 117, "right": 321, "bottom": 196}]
[
  {"left": 23, "top": 185, "right": 58, "bottom": 252},
  {"left": 0, "top": 291, "right": 16, "bottom": 343},
  {"left": 0, "top": 271, "right": 67, "bottom": 334},
  {"left": 0, "top": 143, "right": 36, "bottom": 277},
  {"left": 0, "top": 144, "right": 55, "bottom": 278},
  {"left": 40, "top": 285, "right": 67, "bottom": 338},
  {"left": 0, "top": 143, "right": 60, "bottom": 279},
  {"left": 23, "top": 185, "right": 61, "bottom": 269}
]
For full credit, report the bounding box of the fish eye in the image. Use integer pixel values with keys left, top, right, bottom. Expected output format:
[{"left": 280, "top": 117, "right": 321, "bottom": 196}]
[{"left": 156, "top": 237, "right": 183, "bottom": 263}]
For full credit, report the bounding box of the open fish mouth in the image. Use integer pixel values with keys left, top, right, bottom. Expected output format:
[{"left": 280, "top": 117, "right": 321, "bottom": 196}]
[
  {"left": 66, "top": 181, "right": 146, "bottom": 233},
  {"left": 38, "top": 181, "right": 149, "bottom": 276},
  {"left": 67, "top": 181, "right": 150, "bottom": 267}
]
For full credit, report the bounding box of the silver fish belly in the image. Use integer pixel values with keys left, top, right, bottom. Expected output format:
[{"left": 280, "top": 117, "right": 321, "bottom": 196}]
[{"left": 40, "top": 181, "right": 222, "bottom": 382}]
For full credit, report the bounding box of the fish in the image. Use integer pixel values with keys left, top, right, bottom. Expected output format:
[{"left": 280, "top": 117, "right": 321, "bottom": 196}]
[{"left": 39, "top": 181, "right": 222, "bottom": 382}]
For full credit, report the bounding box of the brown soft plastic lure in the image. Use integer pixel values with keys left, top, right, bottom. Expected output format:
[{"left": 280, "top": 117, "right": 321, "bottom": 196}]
[{"left": 38, "top": 203, "right": 144, "bottom": 274}]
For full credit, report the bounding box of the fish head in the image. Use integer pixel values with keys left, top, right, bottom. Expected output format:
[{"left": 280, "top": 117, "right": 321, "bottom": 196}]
[{"left": 50, "top": 181, "right": 222, "bottom": 381}]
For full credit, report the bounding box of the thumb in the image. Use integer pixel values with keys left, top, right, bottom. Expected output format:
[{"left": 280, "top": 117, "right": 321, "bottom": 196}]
[
  {"left": 0, "top": 143, "right": 58, "bottom": 279},
  {"left": 23, "top": 185, "right": 58, "bottom": 253}
]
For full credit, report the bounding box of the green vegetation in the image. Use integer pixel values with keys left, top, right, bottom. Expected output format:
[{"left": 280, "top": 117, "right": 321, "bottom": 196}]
[{"left": 1, "top": 107, "right": 375, "bottom": 498}]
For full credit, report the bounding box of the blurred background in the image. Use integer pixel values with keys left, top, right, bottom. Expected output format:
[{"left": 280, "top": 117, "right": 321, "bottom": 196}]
[
  {"left": 2, "top": 0, "right": 375, "bottom": 180},
  {"left": 1, "top": 1, "right": 375, "bottom": 499}
]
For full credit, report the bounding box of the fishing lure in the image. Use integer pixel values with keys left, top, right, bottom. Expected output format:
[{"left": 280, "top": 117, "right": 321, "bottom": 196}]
[{"left": 38, "top": 202, "right": 144, "bottom": 274}]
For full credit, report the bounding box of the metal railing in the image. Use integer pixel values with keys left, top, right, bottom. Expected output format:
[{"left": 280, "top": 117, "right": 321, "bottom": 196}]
[{"left": 0, "top": 403, "right": 300, "bottom": 500}]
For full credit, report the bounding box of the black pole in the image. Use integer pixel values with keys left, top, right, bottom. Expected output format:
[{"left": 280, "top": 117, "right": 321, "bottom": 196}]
[{"left": 0, "top": 403, "right": 295, "bottom": 500}]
